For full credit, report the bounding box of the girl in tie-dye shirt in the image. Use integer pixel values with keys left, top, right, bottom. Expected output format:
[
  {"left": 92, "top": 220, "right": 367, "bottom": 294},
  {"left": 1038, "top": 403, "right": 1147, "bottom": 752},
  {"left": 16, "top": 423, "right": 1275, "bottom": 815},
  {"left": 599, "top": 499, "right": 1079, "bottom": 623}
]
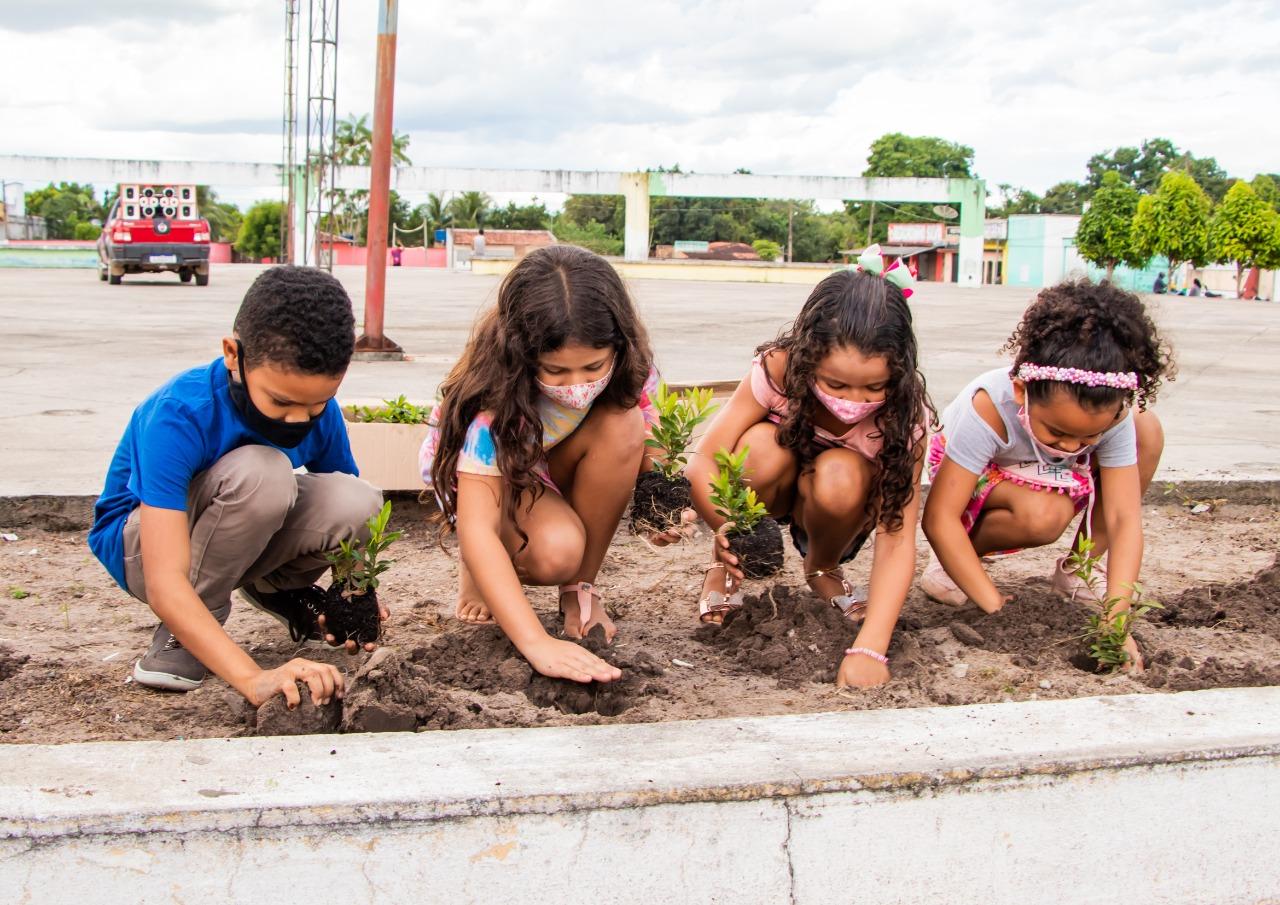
[{"left": 421, "top": 245, "right": 658, "bottom": 686}]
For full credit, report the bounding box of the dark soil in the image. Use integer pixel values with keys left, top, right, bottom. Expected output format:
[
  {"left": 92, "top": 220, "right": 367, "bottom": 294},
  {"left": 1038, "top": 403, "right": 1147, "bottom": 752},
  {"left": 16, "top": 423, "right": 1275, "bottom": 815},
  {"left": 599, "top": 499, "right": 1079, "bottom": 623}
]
[
  {"left": 319, "top": 585, "right": 382, "bottom": 645},
  {"left": 728, "top": 517, "right": 785, "bottom": 579},
  {"left": 629, "top": 470, "right": 692, "bottom": 533}
]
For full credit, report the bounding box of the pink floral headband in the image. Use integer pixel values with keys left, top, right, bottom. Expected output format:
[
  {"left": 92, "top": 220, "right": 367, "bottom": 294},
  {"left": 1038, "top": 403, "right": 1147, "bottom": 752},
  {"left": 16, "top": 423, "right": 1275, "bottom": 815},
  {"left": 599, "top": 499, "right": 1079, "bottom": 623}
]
[{"left": 1017, "top": 363, "right": 1138, "bottom": 391}]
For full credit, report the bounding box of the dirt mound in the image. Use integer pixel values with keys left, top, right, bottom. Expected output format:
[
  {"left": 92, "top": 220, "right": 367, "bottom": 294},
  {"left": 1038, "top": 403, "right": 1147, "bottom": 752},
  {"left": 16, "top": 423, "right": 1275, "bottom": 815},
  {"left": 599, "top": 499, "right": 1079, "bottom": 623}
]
[
  {"left": 949, "top": 580, "right": 1097, "bottom": 669},
  {"left": 1157, "top": 556, "right": 1280, "bottom": 639},
  {"left": 0, "top": 645, "right": 29, "bottom": 683},
  {"left": 698, "top": 584, "right": 858, "bottom": 686},
  {"left": 414, "top": 617, "right": 666, "bottom": 717}
]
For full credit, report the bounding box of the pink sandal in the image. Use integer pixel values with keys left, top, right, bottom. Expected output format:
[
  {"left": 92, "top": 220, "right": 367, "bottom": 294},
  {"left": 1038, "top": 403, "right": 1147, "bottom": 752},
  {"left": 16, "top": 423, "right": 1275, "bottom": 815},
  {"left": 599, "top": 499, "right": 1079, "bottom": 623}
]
[
  {"left": 559, "top": 581, "right": 600, "bottom": 637},
  {"left": 805, "top": 567, "right": 868, "bottom": 623},
  {"left": 698, "top": 562, "right": 744, "bottom": 624}
]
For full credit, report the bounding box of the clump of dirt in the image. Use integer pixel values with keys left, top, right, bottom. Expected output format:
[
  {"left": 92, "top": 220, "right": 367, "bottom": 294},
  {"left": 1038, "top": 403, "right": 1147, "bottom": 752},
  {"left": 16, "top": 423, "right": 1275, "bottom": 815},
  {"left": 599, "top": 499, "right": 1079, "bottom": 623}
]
[
  {"left": 341, "top": 647, "right": 433, "bottom": 732},
  {"left": 699, "top": 584, "right": 856, "bottom": 686},
  {"left": 255, "top": 685, "right": 341, "bottom": 735},
  {"left": 319, "top": 586, "right": 382, "bottom": 646},
  {"left": 951, "top": 581, "right": 1094, "bottom": 670},
  {"left": 0, "top": 644, "right": 29, "bottom": 683},
  {"left": 727, "top": 517, "right": 785, "bottom": 579},
  {"left": 630, "top": 471, "right": 692, "bottom": 534},
  {"left": 1156, "top": 556, "right": 1280, "bottom": 638},
  {"left": 414, "top": 618, "right": 666, "bottom": 717}
]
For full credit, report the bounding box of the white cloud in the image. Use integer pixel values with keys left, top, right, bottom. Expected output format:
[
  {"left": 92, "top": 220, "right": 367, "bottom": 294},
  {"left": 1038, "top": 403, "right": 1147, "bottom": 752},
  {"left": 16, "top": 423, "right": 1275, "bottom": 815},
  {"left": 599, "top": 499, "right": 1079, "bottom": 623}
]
[{"left": 1, "top": 0, "right": 1276, "bottom": 208}]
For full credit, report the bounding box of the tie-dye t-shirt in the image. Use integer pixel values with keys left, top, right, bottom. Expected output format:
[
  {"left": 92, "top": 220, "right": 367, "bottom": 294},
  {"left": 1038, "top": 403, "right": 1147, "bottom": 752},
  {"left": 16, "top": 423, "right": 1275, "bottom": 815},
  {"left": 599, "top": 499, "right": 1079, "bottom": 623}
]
[{"left": 420, "top": 366, "right": 660, "bottom": 488}]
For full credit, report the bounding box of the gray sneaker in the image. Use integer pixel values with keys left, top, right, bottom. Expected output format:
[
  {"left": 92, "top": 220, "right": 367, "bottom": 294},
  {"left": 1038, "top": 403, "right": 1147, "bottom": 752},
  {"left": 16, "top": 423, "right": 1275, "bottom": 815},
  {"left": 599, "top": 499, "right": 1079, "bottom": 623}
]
[{"left": 132, "top": 624, "right": 207, "bottom": 691}]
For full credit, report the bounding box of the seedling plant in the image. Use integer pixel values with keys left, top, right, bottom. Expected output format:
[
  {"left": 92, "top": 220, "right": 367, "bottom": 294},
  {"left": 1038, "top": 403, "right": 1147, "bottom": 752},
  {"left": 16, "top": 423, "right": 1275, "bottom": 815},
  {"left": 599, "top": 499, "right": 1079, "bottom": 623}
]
[
  {"left": 1066, "top": 536, "right": 1163, "bottom": 673},
  {"left": 630, "top": 382, "right": 717, "bottom": 532},
  {"left": 321, "top": 501, "right": 402, "bottom": 644}
]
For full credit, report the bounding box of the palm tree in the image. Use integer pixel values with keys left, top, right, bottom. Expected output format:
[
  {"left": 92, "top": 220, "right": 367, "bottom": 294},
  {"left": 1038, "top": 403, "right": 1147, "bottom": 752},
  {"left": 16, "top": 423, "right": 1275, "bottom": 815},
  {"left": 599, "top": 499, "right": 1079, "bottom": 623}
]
[
  {"left": 415, "top": 193, "right": 452, "bottom": 246},
  {"left": 446, "top": 191, "right": 492, "bottom": 228},
  {"left": 334, "top": 113, "right": 412, "bottom": 166}
]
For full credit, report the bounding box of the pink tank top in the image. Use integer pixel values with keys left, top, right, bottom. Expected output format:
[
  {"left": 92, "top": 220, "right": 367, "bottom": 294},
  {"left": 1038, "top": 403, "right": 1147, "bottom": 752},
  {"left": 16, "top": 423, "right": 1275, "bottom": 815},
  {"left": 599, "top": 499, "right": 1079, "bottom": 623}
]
[{"left": 749, "top": 354, "right": 912, "bottom": 462}]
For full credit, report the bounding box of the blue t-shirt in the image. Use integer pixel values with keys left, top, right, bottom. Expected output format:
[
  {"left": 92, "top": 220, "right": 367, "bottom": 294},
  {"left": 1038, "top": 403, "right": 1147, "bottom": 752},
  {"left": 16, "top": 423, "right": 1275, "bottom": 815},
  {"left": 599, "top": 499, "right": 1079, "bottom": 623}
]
[{"left": 88, "top": 359, "right": 358, "bottom": 589}]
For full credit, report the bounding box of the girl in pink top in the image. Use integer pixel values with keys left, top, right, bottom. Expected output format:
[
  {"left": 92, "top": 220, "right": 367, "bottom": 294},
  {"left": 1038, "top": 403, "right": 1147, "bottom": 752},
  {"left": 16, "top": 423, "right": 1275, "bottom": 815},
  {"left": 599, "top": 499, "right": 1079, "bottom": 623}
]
[{"left": 683, "top": 248, "right": 933, "bottom": 689}]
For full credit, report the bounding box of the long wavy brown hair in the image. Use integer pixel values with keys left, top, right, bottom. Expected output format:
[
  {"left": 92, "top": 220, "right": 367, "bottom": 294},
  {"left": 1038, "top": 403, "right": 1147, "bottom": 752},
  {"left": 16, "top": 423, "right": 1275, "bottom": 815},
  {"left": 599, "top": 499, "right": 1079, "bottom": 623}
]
[
  {"left": 431, "top": 245, "right": 653, "bottom": 544},
  {"left": 758, "top": 269, "right": 935, "bottom": 533}
]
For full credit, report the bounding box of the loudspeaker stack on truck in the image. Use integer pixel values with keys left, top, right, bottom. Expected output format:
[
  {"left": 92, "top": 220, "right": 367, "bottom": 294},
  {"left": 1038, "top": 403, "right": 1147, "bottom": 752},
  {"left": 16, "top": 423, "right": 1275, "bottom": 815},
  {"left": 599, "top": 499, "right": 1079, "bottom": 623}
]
[{"left": 97, "top": 184, "right": 213, "bottom": 285}]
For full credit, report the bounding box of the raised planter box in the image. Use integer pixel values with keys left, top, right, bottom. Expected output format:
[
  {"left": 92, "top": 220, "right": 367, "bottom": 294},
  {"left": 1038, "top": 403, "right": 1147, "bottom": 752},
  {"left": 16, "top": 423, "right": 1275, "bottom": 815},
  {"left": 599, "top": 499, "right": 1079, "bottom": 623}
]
[
  {"left": 344, "top": 419, "right": 430, "bottom": 492},
  {"left": 2, "top": 687, "right": 1277, "bottom": 904}
]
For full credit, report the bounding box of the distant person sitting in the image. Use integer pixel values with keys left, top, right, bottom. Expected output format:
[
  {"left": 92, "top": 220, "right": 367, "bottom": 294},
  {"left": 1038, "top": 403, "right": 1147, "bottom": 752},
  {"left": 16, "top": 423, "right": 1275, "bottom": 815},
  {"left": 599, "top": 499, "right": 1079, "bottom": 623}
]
[
  {"left": 1189, "top": 278, "right": 1202, "bottom": 297},
  {"left": 472, "top": 228, "right": 486, "bottom": 258},
  {"left": 1195, "top": 278, "right": 1223, "bottom": 299},
  {"left": 390, "top": 242, "right": 403, "bottom": 267},
  {"left": 1153, "top": 272, "right": 1167, "bottom": 294}
]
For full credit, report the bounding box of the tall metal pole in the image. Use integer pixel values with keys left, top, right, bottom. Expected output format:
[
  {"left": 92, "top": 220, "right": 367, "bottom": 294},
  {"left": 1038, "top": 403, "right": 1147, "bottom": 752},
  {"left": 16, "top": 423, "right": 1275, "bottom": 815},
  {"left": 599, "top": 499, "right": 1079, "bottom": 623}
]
[
  {"left": 282, "top": 1, "right": 298, "bottom": 264},
  {"left": 355, "top": 0, "right": 402, "bottom": 357}
]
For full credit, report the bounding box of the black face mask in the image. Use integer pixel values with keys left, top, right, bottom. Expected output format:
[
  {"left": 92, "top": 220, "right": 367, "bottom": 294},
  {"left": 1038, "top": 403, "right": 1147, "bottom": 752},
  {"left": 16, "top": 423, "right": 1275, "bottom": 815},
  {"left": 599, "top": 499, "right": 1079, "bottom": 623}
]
[{"left": 227, "top": 340, "right": 320, "bottom": 449}]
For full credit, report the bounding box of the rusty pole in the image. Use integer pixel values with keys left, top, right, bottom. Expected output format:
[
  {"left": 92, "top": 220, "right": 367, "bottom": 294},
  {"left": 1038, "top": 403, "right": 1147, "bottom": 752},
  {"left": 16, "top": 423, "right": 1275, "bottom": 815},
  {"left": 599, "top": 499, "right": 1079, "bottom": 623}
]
[{"left": 354, "top": 0, "right": 403, "bottom": 358}]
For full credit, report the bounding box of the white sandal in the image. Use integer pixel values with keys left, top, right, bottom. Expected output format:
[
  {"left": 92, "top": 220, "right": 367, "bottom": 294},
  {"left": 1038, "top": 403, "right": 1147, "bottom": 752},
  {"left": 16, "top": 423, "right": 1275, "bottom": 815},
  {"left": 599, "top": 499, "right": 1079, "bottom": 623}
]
[
  {"left": 805, "top": 567, "right": 868, "bottom": 623},
  {"left": 698, "top": 562, "right": 744, "bottom": 624},
  {"left": 559, "top": 581, "right": 601, "bottom": 636}
]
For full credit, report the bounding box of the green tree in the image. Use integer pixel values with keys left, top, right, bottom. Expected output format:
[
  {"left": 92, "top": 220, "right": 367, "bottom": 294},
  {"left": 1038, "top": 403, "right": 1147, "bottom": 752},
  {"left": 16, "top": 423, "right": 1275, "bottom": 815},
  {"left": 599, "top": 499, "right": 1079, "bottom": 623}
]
[
  {"left": 1087, "top": 138, "right": 1181, "bottom": 195},
  {"left": 551, "top": 218, "right": 623, "bottom": 256},
  {"left": 989, "top": 184, "right": 1042, "bottom": 218},
  {"left": 1076, "top": 172, "right": 1142, "bottom": 281},
  {"left": 863, "top": 133, "right": 975, "bottom": 178},
  {"left": 486, "top": 199, "right": 550, "bottom": 230},
  {"left": 752, "top": 239, "right": 781, "bottom": 261},
  {"left": 73, "top": 222, "right": 101, "bottom": 241},
  {"left": 236, "top": 200, "right": 284, "bottom": 260},
  {"left": 1251, "top": 174, "right": 1280, "bottom": 213},
  {"left": 195, "top": 187, "right": 242, "bottom": 243},
  {"left": 413, "top": 193, "right": 452, "bottom": 246},
  {"left": 1040, "top": 180, "right": 1087, "bottom": 214},
  {"left": 1208, "top": 180, "right": 1280, "bottom": 295},
  {"left": 446, "top": 191, "right": 491, "bottom": 228},
  {"left": 561, "top": 194, "right": 624, "bottom": 236},
  {"left": 25, "top": 182, "right": 104, "bottom": 239},
  {"left": 333, "top": 113, "right": 411, "bottom": 166},
  {"left": 1131, "top": 171, "right": 1211, "bottom": 283}
]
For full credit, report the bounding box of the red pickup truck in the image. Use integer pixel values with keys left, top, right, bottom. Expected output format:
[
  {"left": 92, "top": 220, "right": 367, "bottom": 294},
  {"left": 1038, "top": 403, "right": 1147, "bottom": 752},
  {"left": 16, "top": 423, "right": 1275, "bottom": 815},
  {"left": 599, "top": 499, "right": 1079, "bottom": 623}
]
[{"left": 97, "top": 184, "right": 212, "bottom": 285}]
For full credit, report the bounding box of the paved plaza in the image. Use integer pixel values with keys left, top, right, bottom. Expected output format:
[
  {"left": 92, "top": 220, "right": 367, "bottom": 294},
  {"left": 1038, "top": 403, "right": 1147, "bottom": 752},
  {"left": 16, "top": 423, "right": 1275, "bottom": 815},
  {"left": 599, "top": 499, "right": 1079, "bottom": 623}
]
[{"left": 0, "top": 264, "right": 1276, "bottom": 495}]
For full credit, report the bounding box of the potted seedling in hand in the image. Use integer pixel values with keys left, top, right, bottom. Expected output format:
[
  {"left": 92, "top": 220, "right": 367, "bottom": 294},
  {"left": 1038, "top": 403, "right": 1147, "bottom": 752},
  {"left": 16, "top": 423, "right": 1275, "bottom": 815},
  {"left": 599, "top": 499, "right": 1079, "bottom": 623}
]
[
  {"left": 322, "top": 501, "right": 401, "bottom": 646},
  {"left": 709, "top": 447, "right": 785, "bottom": 579},
  {"left": 1066, "top": 536, "right": 1162, "bottom": 673},
  {"left": 631, "top": 382, "right": 717, "bottom": 534}
]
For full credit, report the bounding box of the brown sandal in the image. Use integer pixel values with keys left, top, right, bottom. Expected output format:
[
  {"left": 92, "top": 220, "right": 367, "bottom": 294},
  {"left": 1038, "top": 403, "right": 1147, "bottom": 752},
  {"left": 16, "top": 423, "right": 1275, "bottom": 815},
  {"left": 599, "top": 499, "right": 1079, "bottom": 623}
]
[{"left": 805, "top": 567, "right": 868, "bottom": 623}]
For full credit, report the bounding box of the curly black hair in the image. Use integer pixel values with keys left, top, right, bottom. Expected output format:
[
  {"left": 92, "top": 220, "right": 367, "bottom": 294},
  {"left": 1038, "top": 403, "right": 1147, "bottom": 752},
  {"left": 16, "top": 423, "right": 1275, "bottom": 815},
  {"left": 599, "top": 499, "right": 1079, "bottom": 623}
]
[
  {"left": 1002, "top": 279, "right": 1175, "bottom": 411},
  {"left": 233, "top": 266, "right": 355, "bottom": 376},
  {"left": 759, "top": 268, "right": 935, "bottom": 534}
]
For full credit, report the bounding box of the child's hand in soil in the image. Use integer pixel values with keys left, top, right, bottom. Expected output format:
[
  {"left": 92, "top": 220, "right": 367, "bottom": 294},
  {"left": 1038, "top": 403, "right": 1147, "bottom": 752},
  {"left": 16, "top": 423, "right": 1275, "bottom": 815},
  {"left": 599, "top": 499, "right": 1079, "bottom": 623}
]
[
  {"left": 836, "top": 652, "right": 890, "bottom": 688},
  {"left": 974, "top": 590, "right": 1012, "bottom": 614},
  {"left": 523, "top": 636, "right": 621, "bottom": 684},
  {"left": 317, "top": 600, "right": 390, "bottom": 654},
  {"left": 646, "top": 509, "right": 700, "bottom": 547},
  {"left": 1121, "top": 635, "right": 1145, "bottom": 673},
  {"left": 245, "top": 657, "right": 344, "bottom": 708}
]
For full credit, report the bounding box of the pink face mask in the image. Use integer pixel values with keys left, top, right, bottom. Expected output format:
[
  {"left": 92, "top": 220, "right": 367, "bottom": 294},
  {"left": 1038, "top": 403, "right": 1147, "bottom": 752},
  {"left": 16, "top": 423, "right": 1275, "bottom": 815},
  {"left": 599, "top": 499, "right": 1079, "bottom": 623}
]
[
  {"left": 537, "top": 365, "right": 614, "bottom": 410},
  {"left": 1017, "top": 404, "right": 1095, "bottom": 465},
  {"left": 811, "top": 382, "right": 884, "bottom": 425}
]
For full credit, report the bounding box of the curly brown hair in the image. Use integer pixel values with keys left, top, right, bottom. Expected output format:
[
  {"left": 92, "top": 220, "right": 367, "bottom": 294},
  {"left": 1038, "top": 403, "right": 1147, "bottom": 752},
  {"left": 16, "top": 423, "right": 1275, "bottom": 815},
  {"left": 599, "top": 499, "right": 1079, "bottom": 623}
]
[
  {"left": 1001, "top": 279, "right": 1175, "bottom": 411},
  {"left": 758, "top": 269, "right": 935, "bottom": 534},
  {"left": 431, "top": 245, "right": 653, "bottom": 545}
]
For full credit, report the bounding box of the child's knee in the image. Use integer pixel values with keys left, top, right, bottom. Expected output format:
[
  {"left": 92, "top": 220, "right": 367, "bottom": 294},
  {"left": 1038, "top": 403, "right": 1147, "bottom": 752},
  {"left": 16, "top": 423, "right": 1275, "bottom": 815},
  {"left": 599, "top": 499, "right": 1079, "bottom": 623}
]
[
  {"left": 215, "top": 446, "right": 298, "bottom": 516},
  {"left": 326, "top": 476, "right": 385, "bottom": 539},
  {"left": 603, "top": 404, "right": 646, "bottom": 459},
  {"left": 523, "top": 523, "right": 585, "bottom": 585},
  {"left": 1135, "top": 410, "right": 1165, "bottom": 460},
  {"left": 809, "top": 450, "right": 872, "bottom": 512},
  {"left": 1018, "top": 502, "right": 1073, "bottom": 547}
]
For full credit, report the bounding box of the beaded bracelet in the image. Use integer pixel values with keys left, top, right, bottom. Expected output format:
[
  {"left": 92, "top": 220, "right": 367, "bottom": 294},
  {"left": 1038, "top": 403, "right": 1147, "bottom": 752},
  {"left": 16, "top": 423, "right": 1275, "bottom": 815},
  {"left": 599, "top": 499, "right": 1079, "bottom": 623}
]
[{"left": 844, "top": 647, "right": 889, "bottom": 665}]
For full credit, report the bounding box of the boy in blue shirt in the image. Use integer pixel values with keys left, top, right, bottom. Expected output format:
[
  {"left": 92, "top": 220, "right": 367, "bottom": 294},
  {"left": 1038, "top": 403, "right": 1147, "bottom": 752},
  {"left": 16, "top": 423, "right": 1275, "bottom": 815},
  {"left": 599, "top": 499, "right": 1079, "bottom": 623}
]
[{"left": 89, "top": 266, "right": 385, "bottom": 709}]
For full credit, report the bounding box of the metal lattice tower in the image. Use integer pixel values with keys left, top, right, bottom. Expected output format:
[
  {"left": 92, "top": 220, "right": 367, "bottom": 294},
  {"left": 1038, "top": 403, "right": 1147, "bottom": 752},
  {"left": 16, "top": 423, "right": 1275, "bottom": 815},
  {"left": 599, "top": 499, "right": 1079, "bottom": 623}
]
[
  {"left": 302, "top": 0, "right": 339, "bottom": 269},
  {"left": 281, "top": 0, "right": 299, "bottom": 264}
]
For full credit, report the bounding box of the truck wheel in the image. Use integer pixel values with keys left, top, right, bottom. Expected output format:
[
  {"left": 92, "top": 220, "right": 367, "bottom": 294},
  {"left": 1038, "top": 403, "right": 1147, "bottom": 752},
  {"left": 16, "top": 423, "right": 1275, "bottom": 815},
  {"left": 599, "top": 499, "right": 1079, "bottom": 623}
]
[
  {"left": 179, "top": 269, "right": 193, "bottom": 283},
  {"left": 195, "top": 272, "right": 209, "bottom": 286},
  {"left": 109, "top": 273, "right": 123, "bottom": 285}
]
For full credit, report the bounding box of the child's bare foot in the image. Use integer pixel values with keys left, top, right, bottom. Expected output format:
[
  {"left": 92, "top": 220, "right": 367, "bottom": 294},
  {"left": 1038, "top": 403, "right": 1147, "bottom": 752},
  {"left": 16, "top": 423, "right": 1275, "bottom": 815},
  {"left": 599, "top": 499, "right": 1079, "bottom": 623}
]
[
  {"left": 455, "top": 560, "right": 493, "bottom": 624},
  {"left": 559, "top": 582, "right": 617, "bottom": 643}
]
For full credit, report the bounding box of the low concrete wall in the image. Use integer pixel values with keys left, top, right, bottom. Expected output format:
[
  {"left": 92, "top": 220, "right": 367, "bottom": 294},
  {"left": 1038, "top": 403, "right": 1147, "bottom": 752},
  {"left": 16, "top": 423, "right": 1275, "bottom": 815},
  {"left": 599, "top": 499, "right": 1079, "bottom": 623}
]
[
  {"left": 2, "top": 687, "right": 1278, "bottom": 903},
  {"left": 473, "top": 255, "right": 839, "bottom": 284}
]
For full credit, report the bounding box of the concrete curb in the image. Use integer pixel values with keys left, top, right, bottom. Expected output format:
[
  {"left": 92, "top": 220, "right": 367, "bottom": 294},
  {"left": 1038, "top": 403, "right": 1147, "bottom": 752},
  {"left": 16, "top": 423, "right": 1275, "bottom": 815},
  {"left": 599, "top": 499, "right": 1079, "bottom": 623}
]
[{"left": 3, "top": 688, "right": 1278, "bottom": 903}]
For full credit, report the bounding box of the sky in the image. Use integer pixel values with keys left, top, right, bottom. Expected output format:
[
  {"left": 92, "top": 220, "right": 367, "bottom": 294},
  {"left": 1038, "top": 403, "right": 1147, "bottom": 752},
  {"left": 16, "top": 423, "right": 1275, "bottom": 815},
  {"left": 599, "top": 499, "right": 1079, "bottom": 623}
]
[{"left": 1, "top": 0, "right": 1277, "bottom": 210}]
